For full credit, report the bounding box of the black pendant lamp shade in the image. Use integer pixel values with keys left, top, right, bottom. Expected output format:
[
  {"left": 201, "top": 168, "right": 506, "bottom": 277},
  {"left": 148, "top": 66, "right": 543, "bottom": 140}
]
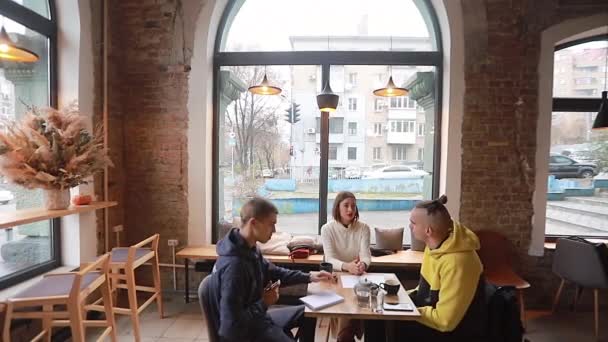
[
  {"left": 373, "top": 75, "right": 408, "bottom": 97},
  {"left": 317, "top": 82, "right": 339, "bottom": 112},
  {"left": 0, "top": 26, "right": 38, "bottom": 63},
  {"left": 248, "top": 73, "right": 282, "bottom": 95},
  {"left": 593, "top": 90, "right": 608, "bottom": 130}
]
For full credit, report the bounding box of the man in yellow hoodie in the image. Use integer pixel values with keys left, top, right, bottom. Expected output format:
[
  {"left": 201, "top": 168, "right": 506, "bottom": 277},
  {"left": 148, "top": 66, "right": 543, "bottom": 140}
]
[{"left": 394, "top": 195, "right": 487, "bottom": 340}]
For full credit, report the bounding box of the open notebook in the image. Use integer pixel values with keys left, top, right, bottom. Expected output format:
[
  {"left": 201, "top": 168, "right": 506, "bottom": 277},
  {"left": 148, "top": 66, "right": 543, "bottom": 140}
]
[{"left": 299, "top": 291, "right": 344, "bottom": 311}]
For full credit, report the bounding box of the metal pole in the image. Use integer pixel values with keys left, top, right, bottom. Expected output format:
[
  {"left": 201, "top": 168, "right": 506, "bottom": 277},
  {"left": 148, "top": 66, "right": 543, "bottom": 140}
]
[{"left": 319, "top": 64, "right": 330, "bottom": 231}]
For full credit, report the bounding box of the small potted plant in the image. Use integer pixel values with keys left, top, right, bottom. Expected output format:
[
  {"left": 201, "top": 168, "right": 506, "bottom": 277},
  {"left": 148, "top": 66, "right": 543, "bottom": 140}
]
[{"left": 0, "top": 102, "right": 112, "bottom": 209}]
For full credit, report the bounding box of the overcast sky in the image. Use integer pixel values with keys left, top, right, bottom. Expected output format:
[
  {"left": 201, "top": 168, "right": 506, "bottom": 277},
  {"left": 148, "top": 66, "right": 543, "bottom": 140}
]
[{"left": 224, "top": 0, "right": 431, "bottom": 51}]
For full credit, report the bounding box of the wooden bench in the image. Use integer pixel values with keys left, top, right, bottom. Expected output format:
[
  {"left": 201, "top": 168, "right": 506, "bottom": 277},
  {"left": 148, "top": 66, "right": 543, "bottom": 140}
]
[{"left": 176, "top": 245, "right": 424, "bottom": 302}]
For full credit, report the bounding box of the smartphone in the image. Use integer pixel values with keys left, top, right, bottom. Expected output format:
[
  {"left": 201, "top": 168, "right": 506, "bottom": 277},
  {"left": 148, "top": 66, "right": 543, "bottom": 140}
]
[
  {"left": 265, "top": 279, "right": 281, "bottom": 291},
  {"left": 383, "top": 302, "right": 414, "bottom": 312}
]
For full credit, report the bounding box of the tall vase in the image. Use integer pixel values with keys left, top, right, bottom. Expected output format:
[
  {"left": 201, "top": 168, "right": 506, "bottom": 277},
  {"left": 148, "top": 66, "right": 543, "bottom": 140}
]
[{"left": 43, "top": 189, "right": 70, "bottom": 210}]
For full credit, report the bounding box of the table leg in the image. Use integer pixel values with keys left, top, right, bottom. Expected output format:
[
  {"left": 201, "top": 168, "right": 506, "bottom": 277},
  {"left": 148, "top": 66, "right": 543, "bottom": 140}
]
[
  {"left": 385, "top": 320, "right": 394, "bottom": 342},
  {"left": 184, "top": 258, "right": 190, "bottom": 303}
]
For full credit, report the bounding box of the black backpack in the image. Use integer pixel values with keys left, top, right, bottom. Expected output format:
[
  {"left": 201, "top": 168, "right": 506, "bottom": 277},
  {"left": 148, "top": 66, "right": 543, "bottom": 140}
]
[{"left": 485, "top": 284, "right": 525, "bottom": 342}]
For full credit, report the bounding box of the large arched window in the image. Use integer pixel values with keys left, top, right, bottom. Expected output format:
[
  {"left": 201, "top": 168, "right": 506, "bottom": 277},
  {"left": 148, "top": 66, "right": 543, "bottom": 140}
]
[
  {"left": 213, "top": 0, "right": 442, "bottom": 244},
  {"left": 546, "top": 33, "right": 608, "bottom": 238},
  {"left": 0, "top": 0, "right": 58, "bottom": 289}
]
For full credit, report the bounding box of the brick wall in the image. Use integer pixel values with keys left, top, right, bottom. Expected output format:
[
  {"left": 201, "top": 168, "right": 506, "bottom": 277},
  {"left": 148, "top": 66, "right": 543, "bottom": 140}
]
[
  {"left": 90, "top": 0, "right": 608, "bottom": 304},
  {"left": 461, "top": 0, "right": 608, "bottom": 307},
  {"left": 92, "top": 0, "right": 202, "bottom": 266}
]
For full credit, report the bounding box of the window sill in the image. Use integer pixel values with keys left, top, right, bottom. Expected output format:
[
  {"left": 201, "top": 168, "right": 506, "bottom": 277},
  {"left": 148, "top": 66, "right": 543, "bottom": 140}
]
[
  {"left": 0, "top": 201, "right": 117, "bottom": 229},
  {"left": 544, "top": 238, "right": 608, "bottom": 250}
]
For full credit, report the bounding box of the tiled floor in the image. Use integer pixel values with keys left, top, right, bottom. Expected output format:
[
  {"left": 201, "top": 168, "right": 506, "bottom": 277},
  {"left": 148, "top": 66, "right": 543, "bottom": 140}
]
[{"left": 82, "top": 294, "right": 608, "bottom": 342}]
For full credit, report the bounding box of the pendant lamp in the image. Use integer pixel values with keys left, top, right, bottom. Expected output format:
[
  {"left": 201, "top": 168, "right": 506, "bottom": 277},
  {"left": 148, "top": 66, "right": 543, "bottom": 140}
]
[
  {"left": 592, "top": 39, "right": 608, "bottom": 130},
  {"left": 373, "top": 74, "right": 408, "bottom": 97},
  {"left": 317, "top": 81, "right": 339, "bottom": 112},
  {"left": 248, "top": 66, "right": 281, "bottom": 95},
  {"left": 0, "top": 26, "right": 38, "bottom": 63},
  {"left": 373, "top": 37, "right": 408, "bottom": 97}
]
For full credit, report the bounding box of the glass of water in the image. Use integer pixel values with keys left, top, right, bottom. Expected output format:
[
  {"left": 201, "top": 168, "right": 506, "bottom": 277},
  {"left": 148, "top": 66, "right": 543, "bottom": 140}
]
[
  {"left": 372, "top": 289, "right": 385, "bottom": 313},
  {"left": 355, "top": 288, "right": 370, "bottom": 308}
]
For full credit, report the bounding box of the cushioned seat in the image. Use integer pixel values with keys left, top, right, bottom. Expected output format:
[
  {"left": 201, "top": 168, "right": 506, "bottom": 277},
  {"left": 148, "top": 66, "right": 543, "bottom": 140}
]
[
  {"left": 3, "top": 254, "right": 116, "bottom": 342},
  {"left": 110, "top": 247, "right": 151, "bottom": 263},
  {"left": 14, "top": 272, "right": 101, "bottom": 299},
  {"left": 475, "top": 230, "right": 530, "bottom": 328}
]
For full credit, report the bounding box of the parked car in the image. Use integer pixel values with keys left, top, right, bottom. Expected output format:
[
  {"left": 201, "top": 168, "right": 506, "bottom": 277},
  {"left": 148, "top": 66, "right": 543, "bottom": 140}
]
[
  {"left": 345, "top": 166, "right": 362, "bottom": 179},
  {"left": 262, "top": 169, "right": 274, "bottom": 178},
  {"left": 364, "top": 165, "right": 428, "bottom": 179},
  {"left": 549, "top": 153, "right": 599, "bottom": 179},
  {"left": 362, "top": 163, "right": 387, "bottom": 178},
  {"left": 0, "top": 190, "right": 13, "bottom": 205}
]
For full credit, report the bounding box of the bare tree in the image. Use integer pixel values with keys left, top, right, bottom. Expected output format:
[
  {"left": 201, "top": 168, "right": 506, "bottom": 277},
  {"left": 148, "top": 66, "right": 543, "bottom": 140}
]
[{"left": 224, "top": 66, "right": 285, "bottom": 175}]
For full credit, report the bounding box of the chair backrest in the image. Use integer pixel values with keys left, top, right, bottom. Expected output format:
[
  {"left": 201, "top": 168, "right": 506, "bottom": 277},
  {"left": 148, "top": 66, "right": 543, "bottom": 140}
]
[
  {"left": 475, "top": 230, "right": 514, "bottom": 271},
  {"left": 198, "top": 276, "right": 220, "bottom": 342},
  {"left": 553, "top": 237, "right": 608, "bottom": 289}
]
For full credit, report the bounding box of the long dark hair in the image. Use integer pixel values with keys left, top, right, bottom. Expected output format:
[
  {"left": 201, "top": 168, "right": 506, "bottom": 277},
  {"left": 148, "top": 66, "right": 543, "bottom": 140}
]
[{"left": 332, "top": 191, "right": 359, "bottom": 223}]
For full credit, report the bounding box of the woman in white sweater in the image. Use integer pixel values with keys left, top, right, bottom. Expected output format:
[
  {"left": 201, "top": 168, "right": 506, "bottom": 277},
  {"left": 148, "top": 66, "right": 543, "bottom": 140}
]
[{"left": 321, "top": 191, "right": 371, "bottom": 341}]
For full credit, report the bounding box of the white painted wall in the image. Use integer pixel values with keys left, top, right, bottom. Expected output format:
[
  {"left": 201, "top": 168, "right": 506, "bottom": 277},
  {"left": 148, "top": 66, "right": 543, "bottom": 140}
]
[
  {"left": 432, "top": 0, "right": 464, "bottom": 220},
  {"left": 188, "top": 0, "right": 229, "bottom": 245},
  {"left": 56, "top": 0, "right": 98, "bottom": 266}
]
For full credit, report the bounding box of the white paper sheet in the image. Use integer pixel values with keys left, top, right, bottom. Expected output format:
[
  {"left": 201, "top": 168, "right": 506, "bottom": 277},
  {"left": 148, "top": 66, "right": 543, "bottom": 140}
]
[{"left": 340, "top": 274, "right": 386, "bottom": 288}]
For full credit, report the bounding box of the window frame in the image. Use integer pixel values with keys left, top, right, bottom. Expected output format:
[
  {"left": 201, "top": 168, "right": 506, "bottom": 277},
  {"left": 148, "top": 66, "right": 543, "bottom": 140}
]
[
  {"left": 546, "top": 33, "right": 608, "bottom": 241},
  {"left": 0, "top": 0, "right": 60, "bottom": 290},
  {"left": 213, "top": 0, "right": 443, "bottom": 240},
  {"left": 347, "top": 147, "right": 357, "bottom": 160}
]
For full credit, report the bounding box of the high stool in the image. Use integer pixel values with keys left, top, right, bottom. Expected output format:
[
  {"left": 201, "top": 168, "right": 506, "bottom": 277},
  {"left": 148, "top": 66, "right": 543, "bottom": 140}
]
[
  {"left": 2, "top": 253, "right": 116, "bottom": 342},
  {"left": 104, "top": 234, "right": 163, "bottom": 341}
]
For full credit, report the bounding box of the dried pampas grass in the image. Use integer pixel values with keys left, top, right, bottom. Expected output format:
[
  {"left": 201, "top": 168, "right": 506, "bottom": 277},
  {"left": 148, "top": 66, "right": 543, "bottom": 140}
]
[{"left": 0, "top": 102, "right": 113, "bottom": 190}]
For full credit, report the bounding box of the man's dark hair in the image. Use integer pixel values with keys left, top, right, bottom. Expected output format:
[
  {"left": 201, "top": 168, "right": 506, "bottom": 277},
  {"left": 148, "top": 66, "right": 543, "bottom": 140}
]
[
  {"left": 240, "top": 197, "right": 278, "bottom": 224},
  {"left": 332, "top": 191, "right": 359, "bottom": 223},
  {"left": 415, "top": 195, "right": 453, "bottom": 229}
]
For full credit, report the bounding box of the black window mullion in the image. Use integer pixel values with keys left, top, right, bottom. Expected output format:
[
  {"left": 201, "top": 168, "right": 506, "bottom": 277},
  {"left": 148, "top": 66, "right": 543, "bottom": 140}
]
[
  {"left": 552, "top": 97, "right": 602, "bottom": 112},
  {"left": 0, "top": 0, "right": 55, "bottom": 37},
  {"left": 215, "top": 51, "right": 442, "bottom": 67}
]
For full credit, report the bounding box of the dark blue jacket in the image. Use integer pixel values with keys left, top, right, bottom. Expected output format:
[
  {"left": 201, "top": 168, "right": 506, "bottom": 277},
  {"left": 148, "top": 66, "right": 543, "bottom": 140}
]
[{"left": 209, "top": 228, "right": 311, "bottom": 341}]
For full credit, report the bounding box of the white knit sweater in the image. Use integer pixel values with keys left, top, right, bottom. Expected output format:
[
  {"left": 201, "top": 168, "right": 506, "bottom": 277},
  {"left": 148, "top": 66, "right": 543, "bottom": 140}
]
[{"left": 321, "top": 220, "right": 371, "bottom": 271}]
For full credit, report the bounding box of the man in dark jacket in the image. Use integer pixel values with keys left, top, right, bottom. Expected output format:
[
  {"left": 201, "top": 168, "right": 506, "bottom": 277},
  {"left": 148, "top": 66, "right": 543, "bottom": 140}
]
[{"left": 207, "top": 197, "right": 333, "bottom": 342}]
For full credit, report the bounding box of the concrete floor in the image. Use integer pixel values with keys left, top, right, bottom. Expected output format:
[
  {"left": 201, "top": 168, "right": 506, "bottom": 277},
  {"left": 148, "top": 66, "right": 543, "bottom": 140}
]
[{"left": 78, "top": 293, "right": 608, "bottom": 342}]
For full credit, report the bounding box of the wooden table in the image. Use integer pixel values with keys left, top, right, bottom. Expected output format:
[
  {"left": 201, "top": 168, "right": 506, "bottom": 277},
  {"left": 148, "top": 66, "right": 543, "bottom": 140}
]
[
  {"left": 305, "top": 272, "right": 420, "bottom": 341},
  {"left": 176, "top": 245, "right": 423, "bottom": 302}
]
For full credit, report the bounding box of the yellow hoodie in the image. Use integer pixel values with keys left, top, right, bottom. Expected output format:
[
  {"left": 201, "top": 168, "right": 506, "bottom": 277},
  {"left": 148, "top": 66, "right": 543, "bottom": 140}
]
[{"left": 412, "top": 221, "right": 484, "bottom": 333}]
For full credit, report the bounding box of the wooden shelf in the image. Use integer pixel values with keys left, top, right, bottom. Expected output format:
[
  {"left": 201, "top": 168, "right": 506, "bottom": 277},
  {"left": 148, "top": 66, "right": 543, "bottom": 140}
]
[{"left": 0, "top": 201, "right": 117, "bottom": 229}]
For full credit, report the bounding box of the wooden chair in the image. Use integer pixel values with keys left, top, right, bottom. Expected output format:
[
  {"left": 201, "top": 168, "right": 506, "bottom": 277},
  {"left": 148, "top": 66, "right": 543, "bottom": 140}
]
[
  {"left": 475, "top": 230, "right": 530, "bottom": 328},
  {"left": 2, "top": 253, "right": 116, "bottom": 342},
  {"left": 103, "top": 234, "right": 163, "bottom": 341},
  {"left": 552, "top": 237, "right": 608, "bottom": 338}
]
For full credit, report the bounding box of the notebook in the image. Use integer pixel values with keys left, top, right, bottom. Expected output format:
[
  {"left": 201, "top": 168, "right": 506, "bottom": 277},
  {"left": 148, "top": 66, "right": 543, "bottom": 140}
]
[{"left": 299, "top": 291, "right": 344, "bottom": 310}]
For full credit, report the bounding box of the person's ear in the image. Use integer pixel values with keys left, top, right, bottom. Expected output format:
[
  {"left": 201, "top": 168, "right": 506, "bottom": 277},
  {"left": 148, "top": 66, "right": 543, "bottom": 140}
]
[
  {"left": 248, "top": 218, "right": 256, "bottom": 227},
  {"left": 425, "top": 224, "right": 433, "bottom": 237}
]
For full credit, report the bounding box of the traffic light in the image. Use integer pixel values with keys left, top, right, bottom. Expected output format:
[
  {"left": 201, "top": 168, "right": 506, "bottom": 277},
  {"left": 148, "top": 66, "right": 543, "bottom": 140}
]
[
  {"left": 284, "top": 102, "right": 301, "bottom": 124},
  {"left": 289, "top": 145, "right": 294, "bottom": 156}
]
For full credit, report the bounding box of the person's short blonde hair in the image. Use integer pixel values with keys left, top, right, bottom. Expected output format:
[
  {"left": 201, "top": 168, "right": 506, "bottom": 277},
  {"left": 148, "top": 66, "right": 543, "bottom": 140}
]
[{"left": 240, "top": 197, "right": 278, "bottom": 224}]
